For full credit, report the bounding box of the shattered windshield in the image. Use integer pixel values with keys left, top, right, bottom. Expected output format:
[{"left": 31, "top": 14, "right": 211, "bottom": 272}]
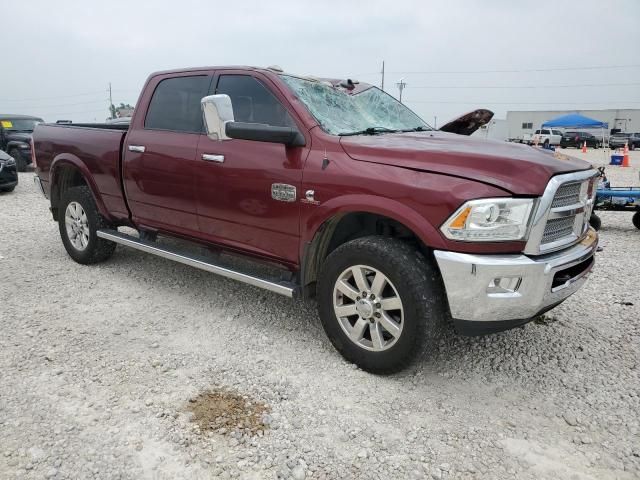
[{"left": 280, "top": 75, "right": 430, "bottom": 136}]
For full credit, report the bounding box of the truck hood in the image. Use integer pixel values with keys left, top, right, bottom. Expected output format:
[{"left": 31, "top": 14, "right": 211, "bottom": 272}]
[
  {"left": 438, "top": 109, "right": 494, "bottom": 136},
  {"left": 339, "top": 131, "right": 591, "bottom": 195}
]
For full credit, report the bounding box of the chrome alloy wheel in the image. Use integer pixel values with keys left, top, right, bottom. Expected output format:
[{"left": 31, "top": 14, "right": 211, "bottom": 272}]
[
  {"left": 333, "top": 265, "right": 404, "bottom": 352},
  {"left": 64, "top": 201, "right": 90, "bottom": 251}
]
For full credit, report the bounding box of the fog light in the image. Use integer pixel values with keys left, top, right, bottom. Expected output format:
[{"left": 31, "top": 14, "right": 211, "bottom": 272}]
[{"left": 487, "top": 276, "right": 522, "bottom": 294}]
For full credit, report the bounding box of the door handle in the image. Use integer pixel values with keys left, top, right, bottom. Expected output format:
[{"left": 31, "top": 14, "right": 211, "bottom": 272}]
[
  {"left": 128, "top": 145, "right": 146, "bottom": 153},
  {"left": 202, "top": 154, "right": 225, "bottom": 163}
]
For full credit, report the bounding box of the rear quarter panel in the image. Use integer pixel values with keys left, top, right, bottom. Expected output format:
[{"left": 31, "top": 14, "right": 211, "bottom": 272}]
[{"left": 33, "top": 124, "right": 128, "bottom": 221}]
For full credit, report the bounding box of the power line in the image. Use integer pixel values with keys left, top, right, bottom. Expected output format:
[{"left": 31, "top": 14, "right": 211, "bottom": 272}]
[
  {"left": 405, "top": 100, "right": 640, "bottom": 105},
  {"left": 353, "top": 63, "right": 640, "bottom": 77},
  {"left": 409, "top": 82, "right": 640, "bottom": 89},
  {"left": 389, "top": 64, "right": 640, "bottom": 75},
  {"left": 3, "top": 99, "right": 108, "bottom": 110},
  {"left": 43, "top": 108, "right": 108, "bottom": 117},
  {"left": 0, "top": 89, "right": 137, "bottom": 103}
]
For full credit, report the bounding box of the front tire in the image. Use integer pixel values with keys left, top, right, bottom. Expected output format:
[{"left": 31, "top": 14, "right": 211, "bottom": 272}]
[
  {"left": 317, "top": 236, "right": 446, "bottom": 373},
  {"left": 58, "top": 186, "right": 116, "bottom": 264},
  {"left": 589, "top": 213, "right": 602, "bottom": 231},
  {"left": 632, "top": 211, "right": 640, "bottom": 230}
]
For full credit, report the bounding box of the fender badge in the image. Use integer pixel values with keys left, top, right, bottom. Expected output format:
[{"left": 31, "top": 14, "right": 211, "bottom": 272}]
[
  {"left": 271, "top": 183, "right": 297, "bottom": 202},
  {"left": 301, "top": 189, "right": 320, "bottom": 205}
]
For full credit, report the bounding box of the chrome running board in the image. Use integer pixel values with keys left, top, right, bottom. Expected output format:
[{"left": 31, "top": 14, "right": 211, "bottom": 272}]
[{"left": 97, "top": 229, "right": 297, "bottom": 298}]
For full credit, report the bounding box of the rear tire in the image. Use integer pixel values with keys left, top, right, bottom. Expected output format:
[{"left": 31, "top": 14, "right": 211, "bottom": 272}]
[
  {"left": 58, "top": 186, "right": 116, "bottom": 264},
  {"left": 0, "top": 186, "right": 16, "bottom": 192},
  {"left": 543, "top": 139, "right": 550, "bottom": 149},
  {"left": 317, "top": 236, "right": 446, "bottom": 374},
  {"left": 9, "top": 148, "right": 27, "bottom": 172}
]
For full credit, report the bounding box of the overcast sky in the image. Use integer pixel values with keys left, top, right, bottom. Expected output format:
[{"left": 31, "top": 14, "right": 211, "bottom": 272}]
[{"left": 2, "top": 0, "right": 639, "bottom": 124}]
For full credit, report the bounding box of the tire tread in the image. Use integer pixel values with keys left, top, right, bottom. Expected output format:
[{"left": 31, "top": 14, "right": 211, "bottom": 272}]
[
  {"left": 318, "top": 236, "right": 446, "bottom": 374},
  {"left": 58, "top": 185, "right": 116, "bottom": 264}
]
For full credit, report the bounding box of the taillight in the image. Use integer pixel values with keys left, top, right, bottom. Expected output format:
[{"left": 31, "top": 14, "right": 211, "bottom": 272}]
[{"left": 31, "top": 138, "right": 37, "bottom": 168}]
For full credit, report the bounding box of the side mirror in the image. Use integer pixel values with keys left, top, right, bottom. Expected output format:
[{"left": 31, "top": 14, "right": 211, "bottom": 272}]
[
  {"left": 225, "top": 122, "right": 305, "bottom": 147},
  {"left": 201, "top": 94, "right": 235, "bottom": 141}
]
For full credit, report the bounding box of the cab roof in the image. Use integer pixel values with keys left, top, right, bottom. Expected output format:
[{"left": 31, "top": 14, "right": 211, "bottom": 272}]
[{"left": 0, "top": 114, "right": 44, "bottom": 120}]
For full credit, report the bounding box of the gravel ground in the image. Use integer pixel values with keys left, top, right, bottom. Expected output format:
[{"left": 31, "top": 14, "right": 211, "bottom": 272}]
[{"left": 1, "top": 153, "right": 639, "bottom": 480}]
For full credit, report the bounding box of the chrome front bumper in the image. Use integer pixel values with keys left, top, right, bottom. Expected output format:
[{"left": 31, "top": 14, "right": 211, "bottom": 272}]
[{"left": 434, "top": 228, "right": 598, "bottom": 324}]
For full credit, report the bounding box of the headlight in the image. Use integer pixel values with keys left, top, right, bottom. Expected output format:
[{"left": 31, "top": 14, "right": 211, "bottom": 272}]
[
  {"left": 440, "top": 198, "right": 535, "bottom": 242},
  {"left": 17, "top": 142, "right": 31, "bottom": 149},
  {"left": 0, "top": 156, "right": 16, "bottom": 166}
]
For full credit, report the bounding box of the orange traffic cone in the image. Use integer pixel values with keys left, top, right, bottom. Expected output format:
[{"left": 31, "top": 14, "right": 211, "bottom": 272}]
[
  {"left": 582, "top": 141, "right": 587, "bottom": 153},
  {"left": 622, "top": 142, "right": 630, "bottom": 167}
]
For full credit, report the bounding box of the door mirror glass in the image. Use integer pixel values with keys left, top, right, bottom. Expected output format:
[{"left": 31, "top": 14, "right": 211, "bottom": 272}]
[{"left": 201, "top": 94, "right": 235, "bottom": 140}]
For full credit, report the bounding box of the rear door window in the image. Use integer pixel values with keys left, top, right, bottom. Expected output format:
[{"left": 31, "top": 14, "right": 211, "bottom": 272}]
[
  {"left": 145, "top": 75, "right": 210, "bottom": 133},
  {"left": 215, "top": 75, "right": 295, "bottom": 128},
  {"left": 541, "top": 129, "right": 550, "bottom": 135}
]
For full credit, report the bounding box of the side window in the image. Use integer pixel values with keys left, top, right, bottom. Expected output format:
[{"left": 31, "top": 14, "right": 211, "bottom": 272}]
[
  {"left": 216, "top": 75, "right": 295, "bottom": 128},
  {"left": 541, "top": 129, "right": 550, "bottom": 135},
  {"left": 145, "top": 75, "right": 209, "bottom": 133},
  {"left": 552, "top": 130, "right": 562, "bottom": 136}
]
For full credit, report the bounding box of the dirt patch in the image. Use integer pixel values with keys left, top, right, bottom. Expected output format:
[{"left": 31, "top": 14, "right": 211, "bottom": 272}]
[{"left": 186, "top": 389, "right": 269, "bottom": 436}]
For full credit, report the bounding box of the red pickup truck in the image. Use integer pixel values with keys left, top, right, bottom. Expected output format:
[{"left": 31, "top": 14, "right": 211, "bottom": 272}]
[{"left": 33, "top": 66, "right": 599, "bottom": 373}]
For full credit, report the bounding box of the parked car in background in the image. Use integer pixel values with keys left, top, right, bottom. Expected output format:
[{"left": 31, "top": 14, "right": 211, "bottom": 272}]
[
  {"left": 532, "top": 129, "right": 562, "bottom": 147},
  {"left": 33, "top": 65, "right": 599, "bottom": 373},
  {"left": 610, "top": 132, "right": 640, "bottom": 150},
  {"left": 0, "top": 114, "right": 44, "bottom": 171},
  {"left": 560, "top": 131, "right": 601, "bottom": 149},
  {"left": 0, "top": 150, "right": 18, "bottom": 192},
  {"left": 516, "top": 129, "right": 562, "bottom": 146}
]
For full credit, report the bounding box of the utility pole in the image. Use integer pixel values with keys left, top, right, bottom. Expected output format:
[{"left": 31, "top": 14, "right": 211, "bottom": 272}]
[
  {"left": 434, "top": 116, "right": 437, "bottom": 129},
  {"left": 381, "top": 61, "right": 385, "bottom": 91},
  {"left": 108, "top": 82, "right": 115, "bottom": 119},
  {"left": 396, "top": 78, "right": 406, "bottom": 103}
]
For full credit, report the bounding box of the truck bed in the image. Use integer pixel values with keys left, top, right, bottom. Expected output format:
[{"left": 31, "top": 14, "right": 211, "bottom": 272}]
[{"left": 33, "top": 123, "right": 130, "bottom": 221}]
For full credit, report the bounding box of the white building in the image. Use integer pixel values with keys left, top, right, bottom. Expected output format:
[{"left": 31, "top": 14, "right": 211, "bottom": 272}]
[
  {"left": 506, "top": 108, "right": 640, "bottom": 141},
  {"left": 472, "top": 118, "right": 508, "bottom": 141}
]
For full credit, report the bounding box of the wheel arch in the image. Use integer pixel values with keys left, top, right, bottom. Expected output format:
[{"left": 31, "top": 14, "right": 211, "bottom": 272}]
[
  {"left": 300, "top": 198, "right": 444, "bottom": 298},
  {"left": 49, "top": 155, "right": 109, "bottom": 222}
]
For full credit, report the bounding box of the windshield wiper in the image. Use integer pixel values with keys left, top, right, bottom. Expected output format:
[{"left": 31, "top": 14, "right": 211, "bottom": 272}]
[
  {"left": 339, "top": 126, "right": 398, "bottom": 136},
  {"left": 399, "top": 126, "right": 432, "bottom": 132}
]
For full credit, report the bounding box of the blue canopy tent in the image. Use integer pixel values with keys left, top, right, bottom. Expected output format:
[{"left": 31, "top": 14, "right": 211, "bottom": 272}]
[
  {"left": 542, "top": 113, "right": 609, "bottom": 149},
  {"left": 541, "top": 113, "right": 608, "bottom": 129}
]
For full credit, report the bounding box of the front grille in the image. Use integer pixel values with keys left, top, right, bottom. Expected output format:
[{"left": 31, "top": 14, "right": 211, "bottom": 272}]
[
  {"left": 542, "top": 216, "right": 575, "bottom": 244},
  {"left": 525, "top": 170, "right": 597, "bottom": 255},
  {"left": 539, "top": 177, "right": 594, "bottom": 250},
  {"left": 551, "top": 182, "right": 581, "bottom": 208}
]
